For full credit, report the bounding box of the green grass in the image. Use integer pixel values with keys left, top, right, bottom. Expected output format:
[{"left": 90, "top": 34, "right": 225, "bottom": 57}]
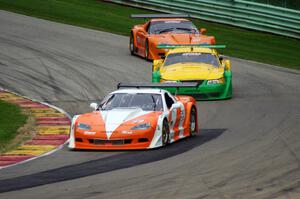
[
  {"left": 0, "top": 0, "right": 299, "bottom": 70},
  {"left": 0, "top": 100, "right": 27, "bottom": 151}
]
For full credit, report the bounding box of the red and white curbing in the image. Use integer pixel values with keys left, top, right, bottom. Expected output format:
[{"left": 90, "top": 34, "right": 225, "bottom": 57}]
[{"left": 0, "top": 88, "right": 71, "bottom": 169}]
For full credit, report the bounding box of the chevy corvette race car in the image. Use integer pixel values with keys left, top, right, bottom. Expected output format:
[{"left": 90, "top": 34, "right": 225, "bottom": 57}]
[
  {"left": 152, "top": 45, "right": 232, "bottom": 100},
  {"left": 68, "top": 82, "right": 199, "bottom": 150},
  {"left": 129, "top": 14, "right": 215, "bottom": 60}
]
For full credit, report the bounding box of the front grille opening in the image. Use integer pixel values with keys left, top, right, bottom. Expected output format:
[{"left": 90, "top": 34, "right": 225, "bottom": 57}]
[
  {"left": 75, "top": 138, "right": 83, "bottom": 142},
  {"left": 209, "top": 92, "right": 220, "bottom": 97},
  {"left": 138, "top": 138, "right": 149, "bottom": 143},
  {"left": 124, "top": 139, "right": 132, "bottom": 144},
  {"left": 88, "top": 139, "right": 132, "bottom": 145},
  {"left": 180, "top": 80, "right": 204, "bottom": 86},
  {"left": 192, "top": 94, "right": 207, "bottom": 99}
]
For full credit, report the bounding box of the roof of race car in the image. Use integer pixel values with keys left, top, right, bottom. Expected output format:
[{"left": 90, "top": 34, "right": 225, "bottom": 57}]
[{"left": 111, "top": 88, "right": 165, "bottom": 95}]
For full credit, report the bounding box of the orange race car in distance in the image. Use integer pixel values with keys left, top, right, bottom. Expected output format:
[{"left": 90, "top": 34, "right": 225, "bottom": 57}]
[{"left": 129, "top": 14, "right": 216, "bottom": 60}]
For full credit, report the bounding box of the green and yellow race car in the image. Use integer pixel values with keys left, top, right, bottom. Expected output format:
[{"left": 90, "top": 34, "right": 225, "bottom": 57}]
[{"left": 152, "top": 45, "right": 232, "bottom": 100}]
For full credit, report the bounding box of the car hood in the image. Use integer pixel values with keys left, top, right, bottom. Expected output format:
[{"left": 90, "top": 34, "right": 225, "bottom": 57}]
[
  {"left": 160, "top": 63, "right": 224, "bottom": 80},
  {"left": 76, "top": 108, "right": 160, "bottom": 139},
  {"left": 151, "top": 33, "right": 206, "bottom": 44},
  {"left": 100, "top": 108, "right": 152, "bottom": 130}
]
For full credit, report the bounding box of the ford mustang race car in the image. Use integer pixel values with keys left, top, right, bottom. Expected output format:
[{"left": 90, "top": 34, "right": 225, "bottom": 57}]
[
  {"left": 152, "top": 45, "right": 232, "bottom": 100},
  {"left": 129, "top": 14, "right": 215, "bottom": 60},
  {"left": 68, "top": 82, "right": 199, "bottom": 150}
]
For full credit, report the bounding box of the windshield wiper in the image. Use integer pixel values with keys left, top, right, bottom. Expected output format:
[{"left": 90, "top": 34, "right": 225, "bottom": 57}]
[
  {"left": 176, "top": 27, "right": 196, "bottom": 32},
  {"left": 158, "top": 28, "right": 175, "bottom": 34}
]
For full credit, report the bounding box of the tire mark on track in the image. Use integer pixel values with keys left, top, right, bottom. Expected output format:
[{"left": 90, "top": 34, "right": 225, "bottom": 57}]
[{"left": 0, "top": 129, "right": 225, "bottom": 193}]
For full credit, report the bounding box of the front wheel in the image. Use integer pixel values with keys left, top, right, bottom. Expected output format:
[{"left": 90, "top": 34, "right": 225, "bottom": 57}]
[
  {"left": 190, "top": 108, "right": 197, "bottom": 136},
  {"left": 129, "top": 34, "right": 134, "bottom": 55},
  {"left": 162, "top": 119, "right": 170, "bottom": 146}
]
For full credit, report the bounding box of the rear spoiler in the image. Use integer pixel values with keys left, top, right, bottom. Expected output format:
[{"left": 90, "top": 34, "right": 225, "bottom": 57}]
[
  {"left": 117, "top": 82, "right": 199, "bottom": 95},
  {"left": 157, "top": 44, "right": 226, "bottom": 49},
  {"left": 117, "top": 82, "right": 199, "bottom": 89},
  {"left": 130, "top": 14, "right": 190, "bottom": 19}
]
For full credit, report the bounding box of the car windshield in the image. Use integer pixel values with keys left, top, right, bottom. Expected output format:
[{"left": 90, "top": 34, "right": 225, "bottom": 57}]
[
  {"left": 164, "top": 52, "right": 220, "bottom": 67},
  {"left": 149, "top": 20, "right": 198, "bottom": 34},
  {"left": 100, "top": 93, "right": 163, "bottom": 111}
]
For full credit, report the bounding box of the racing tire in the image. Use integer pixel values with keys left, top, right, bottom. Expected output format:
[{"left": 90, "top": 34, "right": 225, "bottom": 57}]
[
  {"left": 190, "top": 107, "right": 197, "bottom": 136},
  {"left": 145, "top": 40, "right": 150, "bottom": 61},
  {"left": 162, "top": 119, "right": 170, "bottom": 146},
  {"left": 129, "top": 33, "right": 135, "bottom": 55}
]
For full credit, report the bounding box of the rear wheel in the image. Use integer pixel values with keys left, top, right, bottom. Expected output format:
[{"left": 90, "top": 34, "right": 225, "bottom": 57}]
[
  {"left": 190, "top": 107, "right": 197, "bottom": 136},
  {"left": 162, "top": 119, "right": 170, "bottom": 146},
  {"left": 129, "top": 34, "right": 134, "bottom": 55}
]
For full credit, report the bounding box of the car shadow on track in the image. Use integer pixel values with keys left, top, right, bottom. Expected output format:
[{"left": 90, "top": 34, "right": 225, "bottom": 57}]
[{"left": 0, "top": 128, "right": 225, "bottom": 193}]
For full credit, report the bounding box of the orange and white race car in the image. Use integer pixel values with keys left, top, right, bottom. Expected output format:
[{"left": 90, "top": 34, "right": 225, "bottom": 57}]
[
  {"left": 69, "top": 82, "right": 199, "bottom": 150},
  {"left": 129, "top": 14, "right": 216, "bottom": 60}
]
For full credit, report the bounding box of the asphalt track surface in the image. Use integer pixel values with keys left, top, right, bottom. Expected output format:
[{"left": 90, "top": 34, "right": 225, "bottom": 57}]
[{"left": 0, "top": 11, "right": 300, "bottom": 199}]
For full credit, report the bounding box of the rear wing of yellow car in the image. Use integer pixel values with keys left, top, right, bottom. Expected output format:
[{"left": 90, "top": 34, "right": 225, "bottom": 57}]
[
  {"left": 130, "top": 14, "right": 190, "bottom": 19},
  {"left": 157, "top": 44, "right": 226, "bottom": 49},
  {"left": 117, "top": 82, "right": 199, "bottom": 89},
  {"left": 117, "top": 82, "right": 199, "bottom": 95}
]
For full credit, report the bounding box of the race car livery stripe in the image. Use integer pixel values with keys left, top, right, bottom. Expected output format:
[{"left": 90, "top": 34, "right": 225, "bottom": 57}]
[
  {"left": 169, "top": 107, "right": 177, "bottom": 142},
  {"left": 178, "top": 102, "right": 186, "bottom": 138},
  {"left": 100, "top": 109, "right": 153, "bottom": 140}
]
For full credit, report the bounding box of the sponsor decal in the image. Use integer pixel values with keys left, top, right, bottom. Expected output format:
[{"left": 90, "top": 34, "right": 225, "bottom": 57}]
[
  {"left": 133, "top": 119, "right": 144, "bottom": 124},
  {"left": 84, "top": 131, "right": 96, "bottom": 135},
  {"left": 137, "top": 36, "right": 141, "bottom": 44},
  {"left": 121, "top": 130, "right": 133, "bottom": 135},
  {"left": 179, "top": 111, "right": 185, "bottom": 123},
  {"left": 182, "top": 53, "right": 202, "bottom": 56}
]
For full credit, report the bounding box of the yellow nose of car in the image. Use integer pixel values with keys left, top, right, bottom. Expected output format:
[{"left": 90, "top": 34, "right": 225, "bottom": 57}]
[{"left": 152, "top": 45, "right": 232, "bottom": 100}]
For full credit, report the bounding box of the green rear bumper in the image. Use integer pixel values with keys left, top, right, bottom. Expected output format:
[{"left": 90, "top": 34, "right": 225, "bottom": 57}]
[{"left": 152, "top": 71, "right": 232, "bottom": 100}]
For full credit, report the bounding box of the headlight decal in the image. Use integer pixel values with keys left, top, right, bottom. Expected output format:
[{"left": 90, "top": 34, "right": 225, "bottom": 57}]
[
  {"left": 77, "top": 123, "right": 91, "bottom": 130},
  {"left": 207, "top": 78, "right": 225, "bottom": 85},
  {"left": 131, "top": 123, "right": 151, "bottom": 130}
]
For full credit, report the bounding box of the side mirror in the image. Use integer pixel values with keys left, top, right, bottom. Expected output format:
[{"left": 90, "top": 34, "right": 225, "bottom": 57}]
[
  {"left": 200, "top": 28, "right": 207, "bottom": 34},
  {"left": 90, "top": 102, "right": 98, "bottom": 110},
  {"left": 224, "top": 60, "right": 231, "bottom": 71},
  {"left": 152, "top": 59, "right": 163, "bottom": 72},
  {"left": 219, "top": 56, "right": 224, "bottom": 62}
]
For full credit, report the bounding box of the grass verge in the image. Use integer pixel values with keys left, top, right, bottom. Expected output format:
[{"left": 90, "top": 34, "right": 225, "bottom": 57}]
[
  {"left": 0, "top": 0, "right": 299, "bottom": 69},
  {"left": 0, "top": 100, "right": 28, "bottom": 153}
]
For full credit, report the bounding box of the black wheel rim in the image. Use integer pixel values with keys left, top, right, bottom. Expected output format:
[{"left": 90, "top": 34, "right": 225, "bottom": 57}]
[
  {"left": 130, "top": 36, "right": 134, "bottom": 52},
  {"left": 145, "top": 42, "right": 148, "bottom": 59},
  {"left": 190, "top": 111, "right": 196, "bottom": 135},
  {"left": 162, "top": 121, "right": 168, "bottom": 145}
]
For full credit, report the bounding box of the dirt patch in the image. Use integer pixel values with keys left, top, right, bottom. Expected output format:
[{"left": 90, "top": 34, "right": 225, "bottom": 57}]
[{"left": 0, "top": 114, "right": 37, "bottom": 154}]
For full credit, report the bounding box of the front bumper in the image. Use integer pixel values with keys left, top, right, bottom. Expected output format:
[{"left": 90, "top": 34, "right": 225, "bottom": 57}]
[
  {"left": 72, "top": 130, "right": 156, "bottom": 150},
  {"left": 161, "top": 80, "right": 232, "bottom": 100}
]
